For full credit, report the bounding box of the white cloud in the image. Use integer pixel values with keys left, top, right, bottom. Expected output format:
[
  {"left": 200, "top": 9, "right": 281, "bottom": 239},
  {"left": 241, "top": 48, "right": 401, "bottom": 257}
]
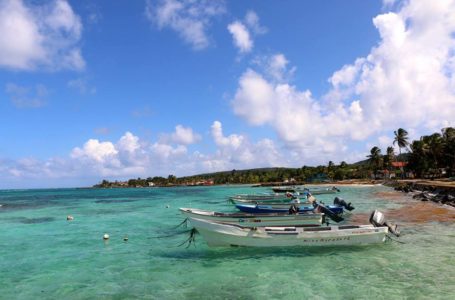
[
  {"left": 0, "top": 0, "right": 85, "bottom": 71},
  {"left": 227, "top": 21, "right": 253, "bottom": 53},
  {"left": 245, "top": 10, "right": 267, "bottom": 34},
  {"left": 71, "top": 139, "right": 119, "bottom": 165},
  {"left": 0, "top": 123, "right": 288, "bottom": 187},
  {"left": 117, "top": 132, "right": 141, "bottom": 154},
  {"left": 210, "top": 121, "right": 282, "bottom": 167},
  {"left": 5, "top": 83, "right": 48, "bottom": 108},
  {"left": 211, "top": 120, "right": 244, "bottom": 149},
  {"left": 145, "top": 0, "right": 225, "bottom": 50},
  {"left": 171, "top": 125, "right": 201, "bottom": 145},
  {"left": 227, "top": 10, "right": 266, "bottom": 54},
  {"left": 231, "top": 0, "right": 455, "bottom": 163}
]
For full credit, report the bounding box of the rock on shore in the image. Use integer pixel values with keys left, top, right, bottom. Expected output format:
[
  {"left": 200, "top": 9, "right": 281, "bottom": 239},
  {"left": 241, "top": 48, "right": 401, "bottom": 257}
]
[{"left": 390, "top": 181, "right": 455, "bottom": 207}]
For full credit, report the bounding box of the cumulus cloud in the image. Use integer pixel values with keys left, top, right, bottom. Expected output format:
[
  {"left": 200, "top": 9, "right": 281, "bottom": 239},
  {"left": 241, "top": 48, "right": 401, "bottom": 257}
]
[
  {"left": 0, "top": 0, "right": 85, "bottom": 71},
  {"left": 227, "top": 10, "right": 266, "bottom": 54},
  {"left": 171, "top": 125, "right": 201, "bottom": 145},
  {"left": 145, "top": 0, "right": 225, "bottom": 50},
  {"left": 5, "top": 83, "right": 48, "bottom": 108},
  {"left": 0, "top": 123, "right": 289, "bottom": 187},
  {"left": 71, "top": 139, "right": 119, "bottom": 165},
  {"left": 231, "top": 0, "right": 455, "bottom": 163},
  {"left": 227, "top": 21, "right": 253, "bottom": 53},
  {"left": 245, "top": 10, "right": 267, "bottom": 35},
  {"left": 209, "top": 121, "right": 282, "bottom": 168}
]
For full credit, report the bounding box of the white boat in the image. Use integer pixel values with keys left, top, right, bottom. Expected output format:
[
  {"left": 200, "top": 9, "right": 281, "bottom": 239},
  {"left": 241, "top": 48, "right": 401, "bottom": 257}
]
[
  {"left": 228, "top": 193, "right": 297, "bottom": 203},
  {"left": 229, "top": 198, "right": 310, "bottom": 206},
  {"left": 309, "top": 188, "right": 339, "bottom": 195},
  {"left": 272, "top": 186, "right": 340, "bottom": 195},
  {"left": 187, "top": 211, "right": 395, "bottom": 247},
  {"left": 179, "top": 208, "right": 324, "bottom": 227}
]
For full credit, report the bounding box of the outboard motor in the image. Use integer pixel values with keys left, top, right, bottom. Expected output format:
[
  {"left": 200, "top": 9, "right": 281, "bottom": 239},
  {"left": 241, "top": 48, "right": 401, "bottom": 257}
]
[
  {"left": 314, "top": 202, "right": 344, "bottom": 223},
  {"left": 333, "top": 197, "right": 355, "bottom": 211},
  {"left": 369, "top": 210, "right": 400, "bottom": 237}
]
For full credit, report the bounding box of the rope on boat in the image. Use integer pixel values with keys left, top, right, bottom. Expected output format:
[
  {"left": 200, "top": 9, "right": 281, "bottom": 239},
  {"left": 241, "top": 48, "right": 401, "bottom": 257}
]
[
  {"left": 177, "top": 227, "right": 198, "bottom": 248},
  {"left": 386, "top": 234, "right": 405, "bottom": 244},
  {"left": 151, "top": 228, "right": 193, "bottom": 239},
  {"left": 174, "top": 217, "right": 189, "bottom": 229}
]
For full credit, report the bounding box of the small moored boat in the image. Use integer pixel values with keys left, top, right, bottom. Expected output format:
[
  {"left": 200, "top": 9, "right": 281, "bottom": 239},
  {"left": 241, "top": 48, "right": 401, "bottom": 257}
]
[
  {"left": 179, "top": 208, "right": 324, "bottom": 227},
  {"left": 235, "top": 203, "right": 344, "bottom": 215},
  {"left": 187, "top": 213, "right": 392, "bottom": 247},
  {"left": 272, "top": 186, "right": 300, "bottom": 193},
  {"left": 228, "top": 193, "right": 299, "bottom": 204}
]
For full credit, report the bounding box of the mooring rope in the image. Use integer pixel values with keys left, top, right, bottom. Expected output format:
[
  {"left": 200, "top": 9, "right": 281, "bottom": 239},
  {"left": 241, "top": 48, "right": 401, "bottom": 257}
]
[
  {"left": 386, "top": 234, "right": 405, "bottom": 244},
  {"left": 177, "top": 228, "right": 198, "bottom": 248},
  {"left": 174, "top": 217, "right": 189, "bottom": 229}
]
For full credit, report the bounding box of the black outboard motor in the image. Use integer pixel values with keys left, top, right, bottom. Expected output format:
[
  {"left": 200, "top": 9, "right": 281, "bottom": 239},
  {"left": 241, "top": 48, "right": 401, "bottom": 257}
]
[
  {"left": 369, "top": 210, "right": 400, "bottom": 237},
  {"left": 288, "top": 204, "right": 299, "bottom": 215},
  {"left": 314, "top": 202, "right": 344, "bottom": 223},
  {"left": 333, "top": 197, "right": 355, "bottom": 211}
]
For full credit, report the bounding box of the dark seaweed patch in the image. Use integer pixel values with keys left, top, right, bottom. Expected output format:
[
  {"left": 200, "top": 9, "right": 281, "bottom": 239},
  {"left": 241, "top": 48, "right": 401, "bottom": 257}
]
[
  {"left": 7, "top": 216, "right": 56, "bottom": 224},
  {"left": 95, "top": 199, "right": 137, "bottom": 204},
  {"left": 20, "top": 217, "right": 55, "bottom": 224}
]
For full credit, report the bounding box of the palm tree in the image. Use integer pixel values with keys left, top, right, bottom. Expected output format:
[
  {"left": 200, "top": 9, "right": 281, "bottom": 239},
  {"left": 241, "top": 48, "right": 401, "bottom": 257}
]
[
  {"left": 383, "top": 146, "right": 395, "bottom": 172},
  {"left": 409, "top": 139, "right": 427, "bottom": 178},
  {"left": 368, "top": 146, "right": 382, "bottom": 178},
  {"left": 423, "top": 133, "right": 444, "bottom": 177},
  {"left": 442, "top": 127, "right": 455, "bottom": 176},
  {"left": 393, "top": 128, "right": 409, "bottom": 158}
]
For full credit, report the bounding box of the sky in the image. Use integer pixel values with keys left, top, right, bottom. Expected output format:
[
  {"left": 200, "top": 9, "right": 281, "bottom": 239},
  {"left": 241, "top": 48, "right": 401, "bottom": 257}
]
[{"left": 1, "top": 0, "right": 455, "bottom": 188}]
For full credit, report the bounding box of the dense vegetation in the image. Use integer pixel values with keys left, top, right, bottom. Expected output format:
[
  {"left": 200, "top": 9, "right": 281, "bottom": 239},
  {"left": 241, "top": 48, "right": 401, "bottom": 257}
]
[
  {"left": 94, "top": 127, "right": 455, "bottom": 188},
  {"left": 367, "top": 127, "right": 455, "bottom": 179}
]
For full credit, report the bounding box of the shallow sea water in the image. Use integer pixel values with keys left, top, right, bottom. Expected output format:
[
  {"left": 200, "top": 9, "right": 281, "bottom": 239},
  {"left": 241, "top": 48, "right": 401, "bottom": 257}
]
[{"left": 1, "top": 185, "right": 454, "bottom": 299}]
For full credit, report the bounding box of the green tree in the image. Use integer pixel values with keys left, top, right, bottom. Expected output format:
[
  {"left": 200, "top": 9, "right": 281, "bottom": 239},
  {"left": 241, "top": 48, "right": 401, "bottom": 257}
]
[
  {"left": 368, "top": 146, "right": 382, "bottom": 178},
  {"left": 442, "top": 127, "right": 455, "bottom": 176},
  {"left": 383, "top": 146, "right": 395, "bottom": 171},
  {"left": 393, "top": 128, "right": 409, "bottom": 158}
]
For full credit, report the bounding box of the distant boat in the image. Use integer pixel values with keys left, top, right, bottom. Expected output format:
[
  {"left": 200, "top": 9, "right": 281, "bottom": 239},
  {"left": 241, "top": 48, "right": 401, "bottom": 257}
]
[
  {"left": 179, "top": 208, "right": 324, "bottom": 227},
  {"left": 228, "top": 193, "right": 298, "bottom": 203},
  {"left": 272, "top": 186, "right": 301, "bottom": 193},
  {"left": 309, "top": 187, "right": 340, "bottom": 195},
  {"left": 272, "top": 186, "right": 340, "bottom": 195},
  {"left": 187, "top": 216, "right": 390, "bottom": 247},
  {"left": 229, "top": 196, "right": 309, "bottom": 205}
]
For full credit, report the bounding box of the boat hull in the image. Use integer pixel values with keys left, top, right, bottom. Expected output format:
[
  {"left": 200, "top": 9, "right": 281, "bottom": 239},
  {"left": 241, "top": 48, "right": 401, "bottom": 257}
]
[
  {"left": 179, "top": 208, "right": 324, "bottom": 227},
  {"left": 229, "top": 194, "right": 295, "bottom": 203},
  {"left": 230, "top": 198, "right": 310, "bottom": 206},
  {"left": 189, "top": 217, "right": 388, "bottom": 247},
  {"left": 309, "top": 189, "right": 337, "bottom": 195},
  {"left": 235, "top": 203, "right": 343, "bottom": 215}
]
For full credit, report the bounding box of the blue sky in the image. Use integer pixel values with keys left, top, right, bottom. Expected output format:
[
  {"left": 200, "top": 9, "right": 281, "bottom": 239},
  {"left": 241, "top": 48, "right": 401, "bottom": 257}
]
[{"left": 1, "top": 0, "right": 454, "bottom": 188}]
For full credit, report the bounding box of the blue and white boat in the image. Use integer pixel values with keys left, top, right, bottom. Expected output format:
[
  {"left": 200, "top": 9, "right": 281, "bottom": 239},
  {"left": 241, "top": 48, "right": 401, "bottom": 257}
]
[{"left": 235, "top": 203, "right": 343, "bottom": 215}]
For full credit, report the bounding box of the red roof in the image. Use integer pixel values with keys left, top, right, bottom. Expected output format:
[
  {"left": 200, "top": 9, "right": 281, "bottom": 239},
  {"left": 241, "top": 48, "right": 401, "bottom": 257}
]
[{"left": 391, "top": 161, "right": 407, "bottom": 167}]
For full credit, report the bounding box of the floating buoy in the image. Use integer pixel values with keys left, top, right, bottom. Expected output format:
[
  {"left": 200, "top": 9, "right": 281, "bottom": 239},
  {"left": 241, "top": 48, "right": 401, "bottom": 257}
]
[
  {"left": 123, "top": 236, "right": 129, "bottom": 241},
  {"left": 103, "top": 233, "right": 110, "bottom": 240},
  {"left": 67, "top": 215, "right": 74, "bottom": 221}
]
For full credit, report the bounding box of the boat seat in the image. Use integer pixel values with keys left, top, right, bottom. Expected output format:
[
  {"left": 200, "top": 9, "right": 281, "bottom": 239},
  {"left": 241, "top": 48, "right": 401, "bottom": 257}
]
[
  {"left": 338, "top": 225, "right": 360, "bottom": 230},
  {"left": 303, "top": 227, "right": 332, "bottom": 231}
]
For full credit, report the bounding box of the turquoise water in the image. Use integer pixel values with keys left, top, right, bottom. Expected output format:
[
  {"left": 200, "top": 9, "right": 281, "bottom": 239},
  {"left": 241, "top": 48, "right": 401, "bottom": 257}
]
[{"left": 1, "top": 185, "right": 454, "bottom": 299}]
